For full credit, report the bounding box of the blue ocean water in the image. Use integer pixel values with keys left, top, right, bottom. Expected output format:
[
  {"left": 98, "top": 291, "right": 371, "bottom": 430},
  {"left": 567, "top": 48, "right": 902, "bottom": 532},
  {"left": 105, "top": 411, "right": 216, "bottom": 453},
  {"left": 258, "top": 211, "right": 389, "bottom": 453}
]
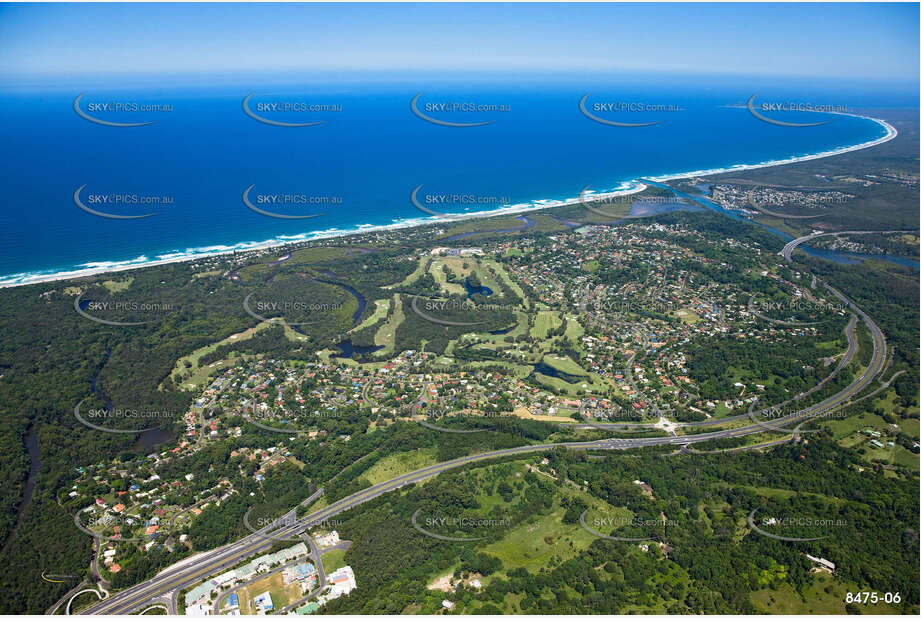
[{"left": 0, "top": 73, "right": 903, "bottom": 284}]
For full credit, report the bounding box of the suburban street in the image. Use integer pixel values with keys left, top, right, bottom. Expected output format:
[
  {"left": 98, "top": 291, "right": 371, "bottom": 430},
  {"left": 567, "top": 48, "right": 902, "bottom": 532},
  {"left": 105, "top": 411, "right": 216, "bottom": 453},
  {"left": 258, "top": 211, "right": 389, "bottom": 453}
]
[{"left": 81, "top": 281, "right": 887, "bottom": 616}]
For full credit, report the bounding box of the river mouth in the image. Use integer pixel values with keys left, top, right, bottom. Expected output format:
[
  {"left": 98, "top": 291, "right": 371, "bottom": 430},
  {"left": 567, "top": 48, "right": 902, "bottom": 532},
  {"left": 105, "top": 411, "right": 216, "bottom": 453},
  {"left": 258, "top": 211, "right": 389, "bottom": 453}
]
[{"left": 658, "top": 181, "right": 919, "bottom": 270}]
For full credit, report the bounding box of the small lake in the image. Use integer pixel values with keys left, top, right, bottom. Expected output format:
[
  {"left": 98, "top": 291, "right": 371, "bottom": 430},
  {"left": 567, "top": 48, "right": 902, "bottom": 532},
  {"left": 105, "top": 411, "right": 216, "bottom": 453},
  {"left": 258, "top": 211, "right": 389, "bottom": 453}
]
[
  {"left": 335, "top": 339, "right": 384, "bottom": 359},
  {"left": 464, "top": 277, "right": 494, "bottom": 298},
  {"left": 134, "top": 427, "right": 175, "bottom": 451}
]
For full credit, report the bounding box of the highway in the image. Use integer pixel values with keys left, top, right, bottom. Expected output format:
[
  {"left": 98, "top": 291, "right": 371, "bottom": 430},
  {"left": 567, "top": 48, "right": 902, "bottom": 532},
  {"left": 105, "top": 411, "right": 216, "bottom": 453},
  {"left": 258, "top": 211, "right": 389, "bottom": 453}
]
[
  {"left": 210, "top": 534, "right": 333, "bottom": 615},
  {"left": 579, "top": 309, "right": 861, "bottom": 432},
  {"left": 779, "top": 229, "right": 914, "bottom": 262},
  {"left": 82, "top": 284, "right": 888, "bottom": 616}
]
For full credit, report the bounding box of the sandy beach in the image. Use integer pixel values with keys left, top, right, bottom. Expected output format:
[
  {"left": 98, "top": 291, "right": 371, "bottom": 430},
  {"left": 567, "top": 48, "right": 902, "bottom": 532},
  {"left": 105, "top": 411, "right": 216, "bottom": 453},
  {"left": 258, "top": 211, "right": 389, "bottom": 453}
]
[{"left": 0, "top": 113, "right": 896, "bottom": 290}]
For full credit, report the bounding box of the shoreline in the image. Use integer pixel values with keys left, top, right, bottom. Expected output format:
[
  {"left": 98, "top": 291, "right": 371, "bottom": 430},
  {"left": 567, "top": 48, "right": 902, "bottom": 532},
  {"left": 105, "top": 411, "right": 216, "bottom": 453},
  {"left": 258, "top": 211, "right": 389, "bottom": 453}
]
[{"left": 0, "top": 113, "right": 898, "bottom": 290}]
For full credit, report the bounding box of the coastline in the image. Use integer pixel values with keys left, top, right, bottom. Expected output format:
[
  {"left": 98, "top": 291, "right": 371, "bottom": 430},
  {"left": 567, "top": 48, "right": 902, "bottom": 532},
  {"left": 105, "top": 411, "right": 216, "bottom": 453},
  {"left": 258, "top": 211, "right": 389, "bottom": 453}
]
[{"left": 0, "top": 113, "right": 898, "bottom": 290}]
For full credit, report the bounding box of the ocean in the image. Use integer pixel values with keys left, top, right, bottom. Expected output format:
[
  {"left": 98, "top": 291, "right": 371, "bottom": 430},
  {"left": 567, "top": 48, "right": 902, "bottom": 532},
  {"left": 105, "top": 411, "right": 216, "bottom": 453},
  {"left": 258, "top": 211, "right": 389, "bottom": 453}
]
[{"left": 0, "top": 73, "right": 907, "bottom": 286}]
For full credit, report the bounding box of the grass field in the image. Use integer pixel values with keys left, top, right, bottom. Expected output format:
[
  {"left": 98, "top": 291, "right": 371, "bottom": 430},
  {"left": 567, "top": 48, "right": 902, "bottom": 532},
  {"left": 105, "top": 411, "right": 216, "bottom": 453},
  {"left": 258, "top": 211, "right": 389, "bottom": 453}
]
[
  {"left": 320, "top": 549, "right": 347, "bottom": 574},
  {"left": 373, "top": 294, "right": 404, "bottom": 355},
  {"left": 167, "top": 321, "right": 277, "bottom": 390},
  {"left": 828, "top": 411, "right": 891, "bottom": 439},
  {"left": 720, "top": 483, "right": 846, "bottom": 505},
  {"left": 349, "top": 298, "right": 390, "bottom": 334},
  {"left": 357, "top": 449, "right": 437, "bottom": 485},
  {"left": 387, "top": 256, "right": 430, "bottom": 289},
  {"left": 101, "top": 277, "right": 133, "bottom": 292},
  {"left": 562, "top": 314, "right": 584, "bottom": 342},
  {"left": 531, "top": 311, "right": 562, "bottom": 339},
  {"left": 281, "top": 246, "right": 352, "bottom": 266},
  {"left": 541, "top": 354, "right": 588, "bottom": 376},
  {"left": 483, "top": 258, "right": 529, "bottom": 309},
  {"left": 510, "top": 407, "right": 576, "bottom": 423},
  {"left": 429, "top": 257, "right": 467, "bottom": 295},
  {"left": 480, "top": 478, "right": 630, "bottom": 574},
  {"left": 862, "top": 443, "right": 920, "bottom": 471},
  {"left": 672, "top": 308, "right": 700, "bottom": 324},
  {"left": 534, "top": 372, "right": 602, "bottom": 396},
  {"left": 234, "top": 571, "right": 300, "bottom": 615},
  {"left": 750, "top": 571, "right": 903, "bottom": 615}
]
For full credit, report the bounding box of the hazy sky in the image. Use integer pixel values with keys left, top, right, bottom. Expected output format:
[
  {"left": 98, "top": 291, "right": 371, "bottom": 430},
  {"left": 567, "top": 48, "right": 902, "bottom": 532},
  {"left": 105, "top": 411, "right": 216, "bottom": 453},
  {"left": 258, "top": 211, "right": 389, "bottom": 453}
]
[{"left": 0, "top": 3, "right": 917, "bottom": 81}]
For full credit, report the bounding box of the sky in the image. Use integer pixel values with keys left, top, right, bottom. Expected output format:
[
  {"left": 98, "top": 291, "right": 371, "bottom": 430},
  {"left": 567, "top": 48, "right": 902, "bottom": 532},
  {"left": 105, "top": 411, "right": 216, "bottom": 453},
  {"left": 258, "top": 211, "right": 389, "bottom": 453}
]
[{"left": 0, "top": 3, "right": 918, "bottom": 82}]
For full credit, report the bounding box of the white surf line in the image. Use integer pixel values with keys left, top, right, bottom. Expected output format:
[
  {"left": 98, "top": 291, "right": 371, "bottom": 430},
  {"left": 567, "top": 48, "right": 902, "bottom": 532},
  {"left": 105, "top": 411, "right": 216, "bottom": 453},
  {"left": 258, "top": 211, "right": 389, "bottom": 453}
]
[
  {"left": 646, "top": 112, "right": 897, "bottom": 184},
  {"left": 0, "top": 113, "right": 897, "bottom": 290}
]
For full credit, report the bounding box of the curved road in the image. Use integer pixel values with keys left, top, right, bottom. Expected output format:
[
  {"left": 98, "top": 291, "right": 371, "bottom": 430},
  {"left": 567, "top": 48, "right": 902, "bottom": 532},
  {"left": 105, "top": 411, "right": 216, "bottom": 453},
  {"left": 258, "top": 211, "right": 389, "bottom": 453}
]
[
  {"left": 84, "top": 281, "right": 887, "bottom": 616},
  {"left": 780, "top": 229, "right": 915, "bottom": 262}
]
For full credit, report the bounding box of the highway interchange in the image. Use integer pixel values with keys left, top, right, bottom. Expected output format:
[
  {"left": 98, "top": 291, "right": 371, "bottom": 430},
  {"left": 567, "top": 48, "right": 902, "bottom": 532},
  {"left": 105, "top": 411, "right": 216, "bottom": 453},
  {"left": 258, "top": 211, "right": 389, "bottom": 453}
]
[{"left": 79, "top": 271, "right": 890, "bottom": 615}]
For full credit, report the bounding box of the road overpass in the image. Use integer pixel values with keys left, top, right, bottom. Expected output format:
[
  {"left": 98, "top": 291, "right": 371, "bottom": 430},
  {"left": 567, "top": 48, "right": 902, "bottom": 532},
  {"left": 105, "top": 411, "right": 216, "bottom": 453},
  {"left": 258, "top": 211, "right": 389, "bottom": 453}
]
[
  {"left": 82, "top": 282, "right": 888, "bottom": 616},
  {"left": 780, "top": 229, "right": 914, "bottom": 262}
]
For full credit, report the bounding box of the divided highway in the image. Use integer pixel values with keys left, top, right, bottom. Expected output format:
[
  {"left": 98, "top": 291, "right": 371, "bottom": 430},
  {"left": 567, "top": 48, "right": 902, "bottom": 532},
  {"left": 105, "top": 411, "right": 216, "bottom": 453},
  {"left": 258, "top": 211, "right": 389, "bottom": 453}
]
[
  {"left": 779, "top": 229, "right": 914, "bottom": 262},
  {"left": 82, "top": 282, "right": 888, "bottom": 615}
]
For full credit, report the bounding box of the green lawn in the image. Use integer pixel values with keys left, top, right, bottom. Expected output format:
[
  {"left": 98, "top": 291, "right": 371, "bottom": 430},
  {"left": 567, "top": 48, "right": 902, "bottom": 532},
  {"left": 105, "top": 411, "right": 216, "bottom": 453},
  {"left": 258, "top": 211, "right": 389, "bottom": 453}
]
[
  {"left": 167, "top": 322, "right": 278, "bottom": 390},
  {"left": 563, "top": 314, "right": 584, "bottom": 343},
  {"left": 373, "top": 294, "right": 404, "bottom": 355},
  {"left": 358, "top": 449, "right": 437, "bottom": 485},
  {"left": 672, "top": 308, "right": 700, "bottom": 325},
  {"left": 750, "top": 571, "right": 904, "bottom": 615},
  {"left": 101, "top": 277, "right": 133, "bottom": 292},
  {"left": 320, "top": 549, "right": 347, "bottom": 574},
  {"left": 349, "top": 298, "right": 390, "bottom": 334},
  {"left": 828, "top": 411, "right": 890, "bottom": 439},
  {"left": 541, "top": 354, "right": 588, "bottom": 376},
  {"left": 429, "top": 258, "right": 467, "bottom": 295},
  {"left": 481, "top": 481, "right": 629, "bottom": 574},
  {"left": 387, "top": 257, "right": 430, "bottom": 289},
  {"left": 531, "top": 311, "right": 562, "bottom": 339}
]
